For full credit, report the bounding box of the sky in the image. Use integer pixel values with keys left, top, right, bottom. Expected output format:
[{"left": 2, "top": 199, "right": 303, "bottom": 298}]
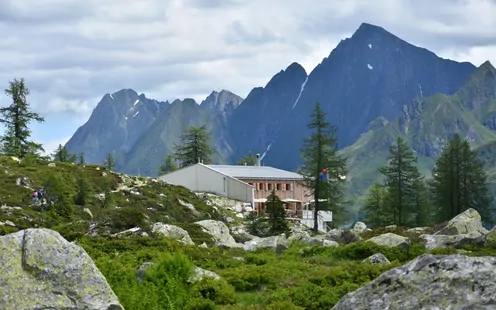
[{"left": 0, "top": 0, "right": 495, "bottom": 155}]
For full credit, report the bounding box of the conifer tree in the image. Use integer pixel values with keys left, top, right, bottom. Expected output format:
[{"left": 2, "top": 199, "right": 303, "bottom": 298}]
[
  {"left": 412, "top": 179, "right": 434, "bottom": 227},
  {"left": 173, "top": 125, "right": 214, "bottom": 168},
  {"left": 78, "top": 152, "right": 86, "bottom": 165},
  {"left": 74, "top": 170, "right": 91, "bottom": 206},
  {"left": 360, "top": 181, "right": 389, "bottom": 228},
  {"left": 0, "top": 78, "right": 45, "bottom": 157},
  {"left": 44, "top": 173, "right": 74, "bottom": 219},
  {"left": 266, "top": 189, "right": 288, "bottom": 235},
  {"left": 158, "top": 154, "right": 178, "bottom": 175},
  {"left": 429, "top": 134, "right": 493, "bottom": 223},
  {"left": 379, "top": 137, "right": 422, "bottom": 226},
  {"left": 52, "top": 144, "right": 77, "bottom": 162},
  {"left": 237, "top": 151, "right": 256, "bottom": 166},
  {"left": 104, "top": 153, "right": 116, "bottom": 171},
  {"left": 299, "top": 102, "right": 348, "bottom": 231}
]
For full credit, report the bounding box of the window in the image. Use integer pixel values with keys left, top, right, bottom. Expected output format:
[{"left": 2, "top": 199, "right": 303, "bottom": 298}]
[
  {"left": 267, "top": 183, "right": 273, "bottom": 191},
  {"left": 258, "top": 183, "right": 263, "bottom": 191},
  {"left": 285, "top": 183, "right": 291, "bottom": 191},
  {"left": 276, "top": 183, "right": 281, "bottom": 190}
]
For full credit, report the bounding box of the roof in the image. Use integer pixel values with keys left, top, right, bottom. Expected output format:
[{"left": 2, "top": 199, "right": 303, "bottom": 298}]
[{"left": 206, "top": 164, "right": 304, "bottom": 180}]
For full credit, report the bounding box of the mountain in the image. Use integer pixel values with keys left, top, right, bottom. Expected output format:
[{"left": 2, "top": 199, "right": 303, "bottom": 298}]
[
  {"left": 66, "top": 89, "right": 243, "bottom": 175},
  {"left": 66, "top": 22, "right": 478, "bottom": 179},
  {"left": 340, "top": 61, "right": 496, "bottom": 199}
]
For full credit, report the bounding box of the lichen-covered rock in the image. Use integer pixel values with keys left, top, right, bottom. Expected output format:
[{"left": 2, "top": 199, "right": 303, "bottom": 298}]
[
  {"left": 352, "top": 221, "right": 367, "bottom": 233},
  {"left": 189, "top": 267, "right": 221, "bottom": 283},
  {"left": 331, "top": 254, "right": 496, "bottom": 310},
  {"left": 151, "top": 222, "right": 195, "bottom": 245},
  {"left": 0, "top": 228, "right": 123, "bottom": 310},
  {"left": 435, "top": 208, "right": 488, "bottom": 236},
  {"left": 419, "top": 209, "right": 488, "bottom": 250},
  {"left": 362, "top": 253, "right": 390, "bottom": 265},
  {"left": 244, "top": 234, "right": 287, "bottom": 252},
  {"left": 368, "top": 233, "right": 410, "bottom": 248},
  {"left": 195, "top": 220, "right": 243, "bottom": 248}
]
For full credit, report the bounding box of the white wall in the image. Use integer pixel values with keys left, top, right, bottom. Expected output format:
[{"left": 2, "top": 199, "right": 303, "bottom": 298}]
[
  {"left": 300, "top": 210, "right": 333, "bottom": 232},
  {"left": 159, "top": 164, "right": 254, "bottom": 203}
]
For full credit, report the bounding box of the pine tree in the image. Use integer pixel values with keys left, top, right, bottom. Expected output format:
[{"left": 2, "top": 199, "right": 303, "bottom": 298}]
[
  {"left": 430, "top": 134, "right": 493, "bottom": 223},
  {"left": 298, "top": 102, "right": 348, "bottom": 231},
  {"left": 266, "top": 189, "right": 288, "bottom": 235},
  {"left": 379, "top": 137, "right": 422, "bottom": 227},
  {"left": 78, "top": 153, "right": 86, "bottom": 165},
  {"left": 52, "top": 144, "right": 77, "bottom": 162},
  {"left": 158, "top": 154, "right": 178, "bottom": 175},
  {"left": 74, "top": 170, "right": 91, "bottom": 206},
  {"left": 173, "top": 125, "right": 214, "bottom": 168},
  {"left": 0, "top": 78, "right": 45, "bottom": 157},
  {"left": 412, "top": 179, "right": 434, "bottom": 227},
  {"left": 44, "top": 173, "right": 74, "bottom": 220},
  {"left": 360, "top": 181, "right": 389, "bottom": 228},
  {"left": 237, "top": 151, "right": 256, "bottom": 166},
  {"left": 104, "top": 153, "right": 116, "bottom": 171}
]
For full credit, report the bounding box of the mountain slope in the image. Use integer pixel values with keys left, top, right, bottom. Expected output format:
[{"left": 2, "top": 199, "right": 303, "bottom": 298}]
[
  {"left": 340, "top": 61, "right": 496, "bottom": 199},
  {"left": 260, "top": 23, "right": 476, "bottom": 170}
]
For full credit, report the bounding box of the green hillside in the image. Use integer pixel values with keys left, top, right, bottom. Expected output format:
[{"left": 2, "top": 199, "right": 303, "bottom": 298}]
[{"left": 340, "top": 61, "right": 496, "bottom": 201}]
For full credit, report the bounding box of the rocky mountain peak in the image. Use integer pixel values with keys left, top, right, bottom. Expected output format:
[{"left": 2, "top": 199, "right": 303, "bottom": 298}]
[
  {"left": 200, "top": 90, "right": 243, "bottom": 115},
  {"left": 458, "top": 60, "right": 496, "bottom": 109}
]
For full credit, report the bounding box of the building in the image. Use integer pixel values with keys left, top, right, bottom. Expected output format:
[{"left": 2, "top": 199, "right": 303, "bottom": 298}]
[{"left": 159, "top": 154, "right": 332, "bottom": 232}]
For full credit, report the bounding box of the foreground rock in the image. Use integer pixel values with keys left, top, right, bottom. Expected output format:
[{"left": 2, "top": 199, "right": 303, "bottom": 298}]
[
  {"left": 331, "top": 254, "right": 496, "bottom": 310},
  {"left": 0, "top": 228, "right": 123, "bottom": 310}
]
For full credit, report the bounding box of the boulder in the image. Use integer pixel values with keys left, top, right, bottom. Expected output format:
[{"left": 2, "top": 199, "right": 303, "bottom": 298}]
[
  {"left": 244, "top": 234, "right": 288, "bottom": 252},
  {"left": 352, "top": 221, "right": 367, "bottom": 233},
  {"left": 331, "top": 254, "right": 496, "bottom": 310},
  {"left": 368, "top": 233, "right": 410, "bottom": 249},
  {"left": 195, "top": 220, "right": 243, "bottom": 248},
  {"left": 362, "top": 253, "right": 390, "bottom": 265},
  {"left": 0, "top": 228, "right": 123, "bottom": 310},
  {"left": 420, "top": 209, "right": 488, "bottom": 250},
  {"left": 151, "top": 223, "right": 195, "bottom": 245}
]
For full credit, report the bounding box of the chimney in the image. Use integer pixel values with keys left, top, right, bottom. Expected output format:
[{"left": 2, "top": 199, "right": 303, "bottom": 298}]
[{"left": 255, "top": 154, "right": 261, "bottom": 166}]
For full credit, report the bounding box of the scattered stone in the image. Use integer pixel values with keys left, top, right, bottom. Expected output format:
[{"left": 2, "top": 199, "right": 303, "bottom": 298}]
[
  {"left": 47, "top": 163, "right": 56, "bottom": 167},
  {"left": 189, "top": 266, "right": 221, "bottom": 283},
  {"left": 362, "top": 253, "right": 390, "bottom": 265},
  {"left": 151, "top": 223, "right": 195, "bottom": 245},
  {"left": 244, "top": 234, "right": 287, "bottom": 252},
  {"left": 352, "top": 221, "right": 367, "bottom": 233},
  {"left": 368, "top": 233, "right": 410, "bottom": 249},
  {"left": 102, "top": 172, "right": 107, "bottom": 177},
  {"left": 4, "top": 220, "right": 15, "bottom": 227},
  {"left": 199, "top": 242, "right": 208, "bottom": 248},
  {"left": 332, "top": 254, "right": 496, "bottom": 310},
  {"left": 195, "top": 220, "right": 243, "bottom": 248}
]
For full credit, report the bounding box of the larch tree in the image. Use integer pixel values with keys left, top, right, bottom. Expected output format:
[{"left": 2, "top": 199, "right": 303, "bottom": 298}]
[
  {"left": 265, "top": 189, "right": 288, "bottom": 235},
  {"left": 429, "top": 134, "right": 493, "bottom": 224},
  {"left": 379, "top": 137, "right": 422, "bottom": 227},
  {"left": 52, "top": 144, "right": 77, "bottom": 163},
  {"left": 360, "top": 181, "right": 389, "bottom": 228},
  {"left": 173, "top": 125, "right": 214, "bottom": 168},
  {"left": 0, "top": 78, "right": 45, "bottom": 157},
  {"left": 237, "top": 151, "right": 256, "bottom": 166},
  {"left": 298, "top": 101, "right": 348, "bottom": 231},
  {"left": 78, "top": 152, "right": 86, "bottom": 165},
  {"left": 104, "top": 153, "right": 116, "bottom": 171},
  {"left": 158, "top": 154, "right": 178, "bottom": 175}
]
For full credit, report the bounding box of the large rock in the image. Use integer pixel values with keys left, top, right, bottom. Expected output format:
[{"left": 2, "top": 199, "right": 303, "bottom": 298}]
[
  {"left": 332, "top": 254, "right": 496, "bottom": 310},
  {"left": 0, "top": 228, "right": 123, "bottom": 310},
  {"left": 436, "top": 208, "right": 488, "bottom": 236},
  {"left": 367, "top": 233, "right": 410, "bottom": 248},
  {"left": 244, "top": 234, "right": 288, "bottom": 252},
  {"left": 195, "top": 220, "right": 243, "bottom": 248},
  {"left": 420, "top": 208, "right": 488, "bottom": 250},
  {"left": 151, "top": 222, "right": 195, "bottom": 245},
  {"left": 352, "top": 221, "right": 367, "bottom": 233}
]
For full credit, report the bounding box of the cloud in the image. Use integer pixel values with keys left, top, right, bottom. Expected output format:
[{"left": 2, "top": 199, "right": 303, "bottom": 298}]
[
  {"left": 0, "top": 0, "right": 494, "bottom": 132},
  {"left": 39, "top": 135, "right": 72, "bottom": 157}
]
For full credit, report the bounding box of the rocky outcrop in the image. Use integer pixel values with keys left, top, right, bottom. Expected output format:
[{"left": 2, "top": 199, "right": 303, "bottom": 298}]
[
  {"left": 420, "top": 208, "right": 488, "bottom": 250},
  {"left": 244, "top": 234, "right": 288, "bottom": 252},
  {"left": 368, "top": 233, "right": 410, "bottom": 249},
  {"left": 0, "top": 228, "right": 123, "bottom": 310},
  {"left": 151, "top": 223, "right": 195, "bottom": 245},
  {"left": 195, "top": 220, "right": 243, "bottom": 248},
  {"left": 331, "top": 254, "right": 496, "bottom": 310}
]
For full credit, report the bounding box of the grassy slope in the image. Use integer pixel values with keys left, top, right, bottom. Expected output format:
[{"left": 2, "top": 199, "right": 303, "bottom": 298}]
[
  {"left": 340, "top": 63, "right": 496, "bottom": 204},
  {"left": 1, "top": 155, "right": 496, "bottom": 309}
]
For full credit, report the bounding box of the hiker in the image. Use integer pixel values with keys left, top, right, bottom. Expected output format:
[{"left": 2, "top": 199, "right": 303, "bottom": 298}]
[{"left": 32, "top": 191, "right": 38, "bottom": 203}]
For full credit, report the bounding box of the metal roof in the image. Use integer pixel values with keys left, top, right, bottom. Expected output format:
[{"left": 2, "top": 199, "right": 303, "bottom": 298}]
[{"left": 206, "top": 164, "right": 304, "bottom": 180}]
